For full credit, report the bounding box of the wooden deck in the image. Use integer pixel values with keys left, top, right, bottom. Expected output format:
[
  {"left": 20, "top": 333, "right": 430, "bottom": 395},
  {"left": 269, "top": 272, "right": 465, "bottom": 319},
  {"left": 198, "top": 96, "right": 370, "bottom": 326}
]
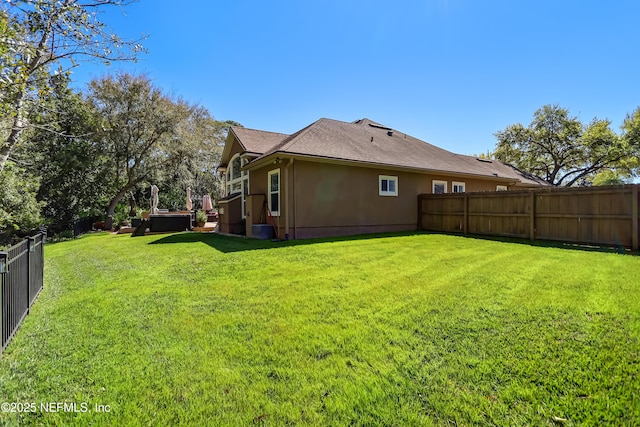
[
  {"left": 192, "top": 222, "right": 217, "bottom": 232},
  {"left": 118, "top": 222, "right": 218, "bottom": 235}
]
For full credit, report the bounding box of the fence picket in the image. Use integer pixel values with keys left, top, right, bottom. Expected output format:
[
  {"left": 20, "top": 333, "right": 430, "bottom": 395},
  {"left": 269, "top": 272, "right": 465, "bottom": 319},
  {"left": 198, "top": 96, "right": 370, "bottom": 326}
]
[
  {"left": 419, "top": 184, "right": 640, "bottom": 251},
  {"left": 0, "top": 233, "right": 45, "bottom": 354}
]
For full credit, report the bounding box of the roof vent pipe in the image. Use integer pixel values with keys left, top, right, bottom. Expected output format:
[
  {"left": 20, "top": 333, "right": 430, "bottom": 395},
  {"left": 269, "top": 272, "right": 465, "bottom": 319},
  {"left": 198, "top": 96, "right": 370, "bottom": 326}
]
[{"left": 387, "top": 131, "right": 393, "bottom": 136}]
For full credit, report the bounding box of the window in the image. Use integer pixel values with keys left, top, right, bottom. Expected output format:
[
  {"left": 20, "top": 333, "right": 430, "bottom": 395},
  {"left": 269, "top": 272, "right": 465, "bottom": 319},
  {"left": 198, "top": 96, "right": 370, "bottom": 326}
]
[
  {"left": 432, "top": 180, "right": 447, "bottom": 194},
  {"left": 242, "top": 157, "right": 249, "bottom": 176},
  {"left": 496, "top": 185, "right": 508, "bottom": 191},
  {"left": 452, "top": 181, "right": 466, "bottom": 193},
  {"left": 379, "top": 175, "right": 398, "bottom": 196},
  {"left": 231, "top": 156, "right": 242, "bottom": 180},
  {"left": 226, "top": 154, "right": 250, "bottom": 218},
  {"left": 268, "top": 169, "right": 280, "bottom": 216}
]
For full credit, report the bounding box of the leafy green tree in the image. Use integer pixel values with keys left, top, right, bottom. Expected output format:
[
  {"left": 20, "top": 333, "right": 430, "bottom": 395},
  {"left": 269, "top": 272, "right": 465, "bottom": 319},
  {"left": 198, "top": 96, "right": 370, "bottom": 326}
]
[
  {"left": 0, "top": 163, "right": 42, "bottom": 244},
  {"left": 0, "top": 10, "right": 12, "bottom": 58},
  {"left": 17, "top": 74, "right": 107, "bottom": 231},
  {"left": 0, "top": 0, "right": 145, "bottom": 172},
  {"left": 87, "top": 73, "right": 225, "bottom": 229},
  {"left": 619, "top": 107, "right": 640, "bottom": 177},
  {"left": 591, "top": 170, "right": 627, "bottom": 186},
  {"left": 159, "top": 119, "right": 240, "bottom": 210},
  {"left": 494, "top": 105, "right": 640, "bottom": 186}
]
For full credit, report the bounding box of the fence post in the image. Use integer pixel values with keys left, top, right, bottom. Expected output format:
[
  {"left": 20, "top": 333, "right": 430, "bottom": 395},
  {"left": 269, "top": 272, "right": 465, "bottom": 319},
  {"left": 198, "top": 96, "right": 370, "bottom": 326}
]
[
  {"left": 0, "top": 251, "right": 7, "bottom": 274},
  {"left": 633, "top": 185, "right": 638, "bottom": 251},
  {"left": 0, "top": 251, "right": 6, "bottom": 352},
  {"left": 27, "top": 237, "right": 36, "bottom": 315}
]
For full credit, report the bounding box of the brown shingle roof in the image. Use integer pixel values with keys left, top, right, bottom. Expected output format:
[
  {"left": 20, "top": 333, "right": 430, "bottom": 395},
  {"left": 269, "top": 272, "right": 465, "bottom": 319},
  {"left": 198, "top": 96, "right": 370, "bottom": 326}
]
[
  {"left": 251, "top": 118, "right": 545, "bottom": 186},
  {"left": 230, "top": 127, "right": 289, "bottom": 155}
]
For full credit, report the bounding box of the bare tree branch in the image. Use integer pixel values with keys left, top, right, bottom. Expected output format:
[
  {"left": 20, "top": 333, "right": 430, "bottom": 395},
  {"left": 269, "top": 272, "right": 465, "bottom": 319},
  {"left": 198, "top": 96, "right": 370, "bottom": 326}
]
[{"left": 0, "top": 0, "right": 146, "bottom": 172}]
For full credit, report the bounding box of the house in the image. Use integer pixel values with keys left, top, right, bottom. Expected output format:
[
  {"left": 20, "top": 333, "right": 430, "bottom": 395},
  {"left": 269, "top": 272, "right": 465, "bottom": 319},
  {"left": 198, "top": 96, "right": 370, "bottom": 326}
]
[{"left": 217, "top": 118, "right": 545, "bottom": 239}]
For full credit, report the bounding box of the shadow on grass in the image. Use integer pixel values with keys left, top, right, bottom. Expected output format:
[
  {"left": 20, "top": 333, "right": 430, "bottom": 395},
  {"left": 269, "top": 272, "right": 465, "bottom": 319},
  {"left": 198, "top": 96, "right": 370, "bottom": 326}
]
[
  {"left": 431, "top": 231, "right": 638, "bottom": 256},
  {"left": 148, "top": 231, "right": 423, "bottom": 253},
  {"left": 44, "top": 231, "right": 111, "bottom": 246},
  {"left": 148, "top": 230, "right": 638, "bottom": 256}
]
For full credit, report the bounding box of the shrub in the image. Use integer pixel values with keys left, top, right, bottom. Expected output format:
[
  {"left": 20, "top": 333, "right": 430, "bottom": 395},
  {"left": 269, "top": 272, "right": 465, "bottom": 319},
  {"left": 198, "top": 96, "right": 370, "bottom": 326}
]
[
  {"left": 195, "top": 210, "right": 207, "bottom": 225},
  {"left": 49, "top": 230, "right": 75, "bottom": 243}
]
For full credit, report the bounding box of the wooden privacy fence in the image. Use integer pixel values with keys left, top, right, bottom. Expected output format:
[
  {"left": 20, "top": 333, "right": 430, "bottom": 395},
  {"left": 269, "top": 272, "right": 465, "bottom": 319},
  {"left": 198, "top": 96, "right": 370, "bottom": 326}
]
[
  {"left": 418, "top": 184, "right": 639, "bottom": 250},
  {"left": 0, "top": 233, "right": 45, "bottom": 354}
]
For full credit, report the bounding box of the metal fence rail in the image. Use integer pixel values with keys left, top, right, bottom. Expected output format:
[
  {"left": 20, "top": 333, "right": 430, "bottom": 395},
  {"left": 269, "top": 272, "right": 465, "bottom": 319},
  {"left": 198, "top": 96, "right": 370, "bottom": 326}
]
[
  {"left": 0, "top": 233, "right": 45, "bottom": 354},
  {"left": 418, "top": 184, "right": 639, "bottom": 250}
]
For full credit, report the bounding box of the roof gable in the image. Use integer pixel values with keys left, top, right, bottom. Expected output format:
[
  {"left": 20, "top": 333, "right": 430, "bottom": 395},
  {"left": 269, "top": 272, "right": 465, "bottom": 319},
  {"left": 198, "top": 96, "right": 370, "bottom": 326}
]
[
  {"left": 231, "top": 127, "right": 289, "bottom": 154},
  {"left": 220, "top": 126, "right": 289, "bottom": 167}
]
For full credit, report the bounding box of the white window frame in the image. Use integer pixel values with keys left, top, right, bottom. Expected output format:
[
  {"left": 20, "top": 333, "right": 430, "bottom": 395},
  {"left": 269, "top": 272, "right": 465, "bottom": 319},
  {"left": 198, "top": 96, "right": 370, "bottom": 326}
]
[
  {"left": 226, "top": 153, "right": 250, "bottom": 218},
  {"left": 378, "top": 175, "right": 398, "bottom": 197},
  {"left": 452, "top": 181, "right": 466, "bottom": 193},
  {"left": 268, "top": 169, "right": 280, "bottom": 217},
  {"left": 496, "top": 185, "right": 508, "bottom": 191},
  {"left": 432, "top": 180, "right": 447, "bottom": 194}
]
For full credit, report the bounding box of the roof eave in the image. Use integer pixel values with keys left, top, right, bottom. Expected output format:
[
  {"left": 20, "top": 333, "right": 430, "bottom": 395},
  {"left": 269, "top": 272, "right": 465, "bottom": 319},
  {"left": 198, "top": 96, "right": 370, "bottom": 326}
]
[
  {"left": 219, "top": 127, "right": 247, "bottom": 167},
  {"left": 244, "top": 151, "right": 522, "bottom": 184}
]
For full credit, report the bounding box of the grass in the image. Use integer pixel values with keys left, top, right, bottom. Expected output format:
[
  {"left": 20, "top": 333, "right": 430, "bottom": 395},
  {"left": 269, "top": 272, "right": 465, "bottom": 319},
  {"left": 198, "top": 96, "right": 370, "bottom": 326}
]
[{"left": 0, "top": 231, "right": 639, "bottom": 426}]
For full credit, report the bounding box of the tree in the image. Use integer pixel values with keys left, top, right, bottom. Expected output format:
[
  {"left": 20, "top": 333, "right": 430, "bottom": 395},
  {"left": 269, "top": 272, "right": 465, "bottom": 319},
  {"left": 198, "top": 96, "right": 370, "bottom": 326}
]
[
  {"left": 0, "top": 162, "right": 42, "bottom": 245},
  {"left": 87, "top": 73, "right": 222, "bottom": 229},
  {"left": 591, "top": 170, "right": 627, "bottom": 186},
  {"left": 494, "top": 105, "right": 640, "bottom": 186},
  {"left": 620, "top": 107, "right": 640, "bottom": 177},
  {"left": 17, "top": 73, "right": 107, "bottom": 231},
  {"left": 0, "top": 9, "right": 12, "bottom": 58},
  {"left": 0, "top": 0, "right": 145, "bottom": 172},
  {"left": 159, "top": 118, "right": 240, "bottom": 210}
]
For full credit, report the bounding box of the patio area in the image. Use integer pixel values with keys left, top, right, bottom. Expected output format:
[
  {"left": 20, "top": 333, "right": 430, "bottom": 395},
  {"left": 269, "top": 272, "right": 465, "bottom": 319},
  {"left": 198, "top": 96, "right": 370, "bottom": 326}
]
[{"left": 117, "top": 212, "right": 218, "bottom": 235}]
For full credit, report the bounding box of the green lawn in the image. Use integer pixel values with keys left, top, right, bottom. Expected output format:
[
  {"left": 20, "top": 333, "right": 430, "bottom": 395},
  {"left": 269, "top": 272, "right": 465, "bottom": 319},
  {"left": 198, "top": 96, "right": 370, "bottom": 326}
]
[{"left": 0, "top": 232, "right": 639, "bottom": 426}]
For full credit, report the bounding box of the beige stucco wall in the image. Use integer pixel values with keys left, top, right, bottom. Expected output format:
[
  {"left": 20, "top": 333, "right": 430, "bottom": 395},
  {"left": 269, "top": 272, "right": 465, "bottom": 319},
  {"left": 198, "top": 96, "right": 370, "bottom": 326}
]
[
  {"left": 246, "top": 163, "right": 286, "bottom": 237},
  {"left": 218, "top": 195, "right": 243, "bottom": 234},
  {"left": 290, "top": 161, "right": 421, "bottom": 238},
  {"left": 245, "top": 194, "right": 266, "bottom": 238},
  {"left": 222, "top": 134, "right": 245, "bottom": 164},
  {"left": 246, "top": 158, "right": 514, "bottom": 240}
]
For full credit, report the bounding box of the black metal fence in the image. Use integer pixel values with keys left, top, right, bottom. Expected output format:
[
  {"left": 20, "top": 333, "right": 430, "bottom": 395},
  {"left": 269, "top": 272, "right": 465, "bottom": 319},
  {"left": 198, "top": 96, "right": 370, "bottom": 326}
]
[
  {"left": 0, "top": 233, "right": 45, "bottom": 354},
  {"left": 72, "top": 216, "right": 94, "bottom": 237}
]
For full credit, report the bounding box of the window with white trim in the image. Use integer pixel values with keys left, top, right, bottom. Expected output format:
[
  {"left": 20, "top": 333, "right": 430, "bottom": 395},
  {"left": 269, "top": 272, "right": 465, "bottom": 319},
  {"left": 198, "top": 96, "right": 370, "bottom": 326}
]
[
  {"left": 496, "top": 185, "right": 508, "bottom": 191},
  {"left": 452, "top": 181, "right": 465, "bottom": 193},
  {"left": 231, "top": 156, "right": 241, "bottom": 180},
  {"left": 268, "top": 169, "right": 280, "bottom": 216},
  {"left": 379, "top": 175, "right": 398, "bottom": 196},
  {"left": 432, "top": 180, "right": 447, "bottom": 194},
  {"left": 242, "top": 157, "right": 248, "bottom": 177},
  {"left": 225, "top": 153, "right": 250, "bottom": 217}
]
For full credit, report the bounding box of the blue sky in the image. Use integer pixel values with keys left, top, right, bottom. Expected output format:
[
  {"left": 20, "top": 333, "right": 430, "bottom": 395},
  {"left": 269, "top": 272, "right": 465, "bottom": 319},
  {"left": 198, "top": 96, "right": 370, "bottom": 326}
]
[{"left": 71, "top": 0, "right": 640, "bottom": 156}]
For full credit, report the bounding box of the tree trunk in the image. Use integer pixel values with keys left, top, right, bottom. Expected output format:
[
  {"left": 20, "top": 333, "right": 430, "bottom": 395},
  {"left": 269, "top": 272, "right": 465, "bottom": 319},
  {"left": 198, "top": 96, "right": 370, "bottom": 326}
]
[
  {"left": 0, "top": 95, "right": 27, "bottom": 173},
  {"left": 0, "top": 145, "right": 12, "bottom": 172},
  {"left": 104, "top": 186, "right": 132, "bottom": 230}
]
